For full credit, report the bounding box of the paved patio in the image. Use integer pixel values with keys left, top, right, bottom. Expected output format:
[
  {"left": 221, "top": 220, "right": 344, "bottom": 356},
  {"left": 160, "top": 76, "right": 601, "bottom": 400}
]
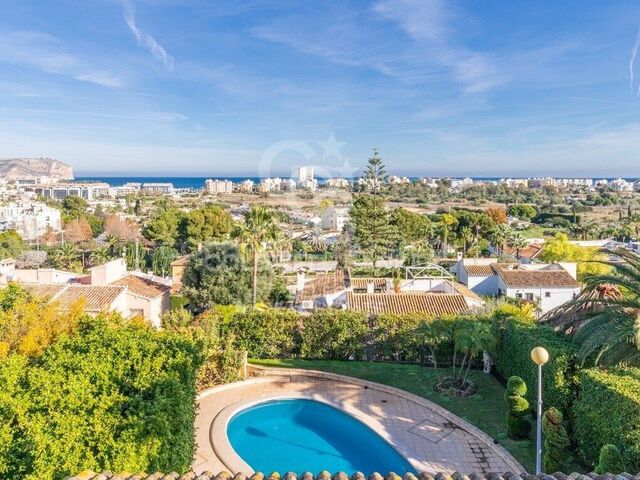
[{"left": 194, "top": 367, "right": 523, "bottom": 476}]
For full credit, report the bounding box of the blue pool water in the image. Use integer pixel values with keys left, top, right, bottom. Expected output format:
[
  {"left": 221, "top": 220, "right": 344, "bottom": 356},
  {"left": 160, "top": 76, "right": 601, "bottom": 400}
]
[{"left": 227, "top": 399, "right": 415, "bottom": 475}]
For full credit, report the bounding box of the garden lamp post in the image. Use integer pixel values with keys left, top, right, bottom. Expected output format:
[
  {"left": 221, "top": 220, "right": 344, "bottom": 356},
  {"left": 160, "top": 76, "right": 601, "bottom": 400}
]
[{"left": 531, "top": 346, "right": 549, "bottom": 475}]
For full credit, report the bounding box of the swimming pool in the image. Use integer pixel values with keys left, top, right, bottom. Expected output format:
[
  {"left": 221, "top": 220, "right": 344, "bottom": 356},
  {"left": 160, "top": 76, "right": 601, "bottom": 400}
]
[{"left": 227, "top": 399, "right": 415, "bottom": 475}]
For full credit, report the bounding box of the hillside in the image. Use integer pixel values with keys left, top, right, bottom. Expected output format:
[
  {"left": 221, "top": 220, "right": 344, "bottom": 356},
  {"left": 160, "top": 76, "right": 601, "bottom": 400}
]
[{"left": 0, "top": 157, "right": 74, "bottom": 181}]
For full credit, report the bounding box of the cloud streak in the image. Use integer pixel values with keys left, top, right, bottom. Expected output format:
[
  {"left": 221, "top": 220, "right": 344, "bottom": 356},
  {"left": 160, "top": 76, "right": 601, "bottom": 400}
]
[
  {"left": 0, "top": 30, "right": 123, "bottom": 87},
  {"left": 122, "top": 0, "right": 174, "bottom": 71},
  {"left": 629, "top": 25, "right": 640, "bottom": 98}
]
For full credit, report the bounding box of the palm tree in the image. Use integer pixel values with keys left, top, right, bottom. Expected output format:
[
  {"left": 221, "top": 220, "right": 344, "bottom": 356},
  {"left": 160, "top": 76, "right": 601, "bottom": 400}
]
[
  {"left": 459, "top": 226, "right": 473, "bottom": 255},
  {"left": 105, "top": 233, "right": 121, "bottom": 256},
  {"left": 551, "top": 249, "right": 640, "bottom": 366},
  {"left": 234, "top": 205, "right": 280, "bottom": 307},
  {"left": 308, "top": 232, "right": 328, "bottom": 253},
  {"left": 51, "top": 243, "right": 80, "bottom": 271},
  {"left": 490, "top": 223, "right": 512, "bottom": 255},
  {"left": 506, "top": 231, "right": 528, "bottom": 259},
  {"left": 453, "top": 321, "right": 496, "bottom": 387},
  {"left": 89, "top": 245, "right": 111, "bottom": 266}
]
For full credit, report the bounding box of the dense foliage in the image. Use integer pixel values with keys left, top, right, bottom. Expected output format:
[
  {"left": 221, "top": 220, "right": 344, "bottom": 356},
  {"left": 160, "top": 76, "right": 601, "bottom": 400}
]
[
  {"left": 542, "top": 407, "right": 570, "bottom": 472},
  {"left": 181, "top": 242, "right": 280, "bottom": 313},
  {"left": 494, "top": 316, "right": 578, "bottom": 412},
  {"left": 572, "top": 368, "right": 640, "bottom": 472},
  {"left": 0, "top": 317, "right": 202, "bottom": 480}
]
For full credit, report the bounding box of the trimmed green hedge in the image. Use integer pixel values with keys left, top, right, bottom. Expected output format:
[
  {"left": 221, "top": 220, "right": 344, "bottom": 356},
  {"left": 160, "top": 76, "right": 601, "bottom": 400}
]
[
  {"left": 494, "top": 318, "right": 577, "bottom": 412},
  {"left": 572, "top": 368, "right": 640, "bottom": 472},
  {"left": 300, "top": 310, "right": 369, "bottom": 360},
  {"left": 0, "top": 317, "right": 201, "bottom": 480}
]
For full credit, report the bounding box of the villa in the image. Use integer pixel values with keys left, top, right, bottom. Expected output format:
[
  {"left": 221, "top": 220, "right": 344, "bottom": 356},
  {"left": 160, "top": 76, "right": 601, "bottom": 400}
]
[
  {"left": 452, "top": 258, "right": 580, "bottom": 314},
  {"left": 293, "top": 264, "right": 484, "bottom": 314}
]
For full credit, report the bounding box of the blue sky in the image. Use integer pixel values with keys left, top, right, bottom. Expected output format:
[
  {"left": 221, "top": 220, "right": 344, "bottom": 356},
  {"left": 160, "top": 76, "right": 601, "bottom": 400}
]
[{"left": 1, "top": 1, "right": 640, "bottom": 178}]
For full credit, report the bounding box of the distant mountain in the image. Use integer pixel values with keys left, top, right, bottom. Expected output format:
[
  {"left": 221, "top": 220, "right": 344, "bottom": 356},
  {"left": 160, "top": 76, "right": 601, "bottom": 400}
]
[{"left": 0, "top": 157, "right": 74, "bottom": 181}]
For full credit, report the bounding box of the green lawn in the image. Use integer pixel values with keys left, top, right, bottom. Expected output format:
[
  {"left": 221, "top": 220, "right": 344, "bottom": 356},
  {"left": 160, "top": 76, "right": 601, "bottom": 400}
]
[{"left": 250, "top": 358, "right": 536, "bottom": 472}]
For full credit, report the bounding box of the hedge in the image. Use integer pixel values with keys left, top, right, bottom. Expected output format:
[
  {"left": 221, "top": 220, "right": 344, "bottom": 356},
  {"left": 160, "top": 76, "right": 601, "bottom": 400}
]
[
  {"left": 572, "top": 368, "right": 640, "bottom": 472},
  {"left": 0, "top": 317, "right": 202, "bottom": 480},
  {"left": 300, "top": 310, "right": 369, "bottom": 360},
  {"left": 494, "top": 318, "right": 577, "bottom": 413},
  {"left": 197, "top": 350, "right": 247, "bottom": 389}
]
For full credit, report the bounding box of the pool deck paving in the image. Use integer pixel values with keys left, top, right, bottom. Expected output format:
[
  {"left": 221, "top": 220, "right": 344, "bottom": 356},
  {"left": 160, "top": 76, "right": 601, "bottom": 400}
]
[{"left": 194, "top": 366, "right": 524, "bottom": 476}]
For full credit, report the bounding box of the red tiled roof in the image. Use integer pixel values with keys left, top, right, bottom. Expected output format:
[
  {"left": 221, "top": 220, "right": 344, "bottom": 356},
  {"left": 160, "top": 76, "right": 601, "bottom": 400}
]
[
  {"left": 346, "top": 292, "right": 469, "bottom": 316},
  {"left": 23, "top": 283, "right": 67, "bottom": 299},
  {"left": 350, "top": 277, "right": 388, "bottom": 290},
  {"left": 295, "top": 270, "right": 347, "bottom": 302},
  {"left": 463, "top": 264, "right": 495, "bottom": 276},
  {"left": 502, "top": 243, "right": 543, "bottom": 260},
  {"left": 112, "top": 274, "right": 170, "bottom": 299},
  {"left": 54, "top": 285, "right": 126, "bottom": 312},
  {"left": 493, "top": 264, "right": 580, "bottom": 288}
]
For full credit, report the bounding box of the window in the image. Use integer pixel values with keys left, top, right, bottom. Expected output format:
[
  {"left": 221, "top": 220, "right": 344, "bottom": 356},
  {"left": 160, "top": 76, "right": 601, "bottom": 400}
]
[
  {"left": 545, "top": 291, "right": 551, "bottom": 298},
  {"left": 515, "top": 293, "right": 523, "bottom": 299},
  {"left": 525, "top": 293, "right": 534, "bottom": 301}
]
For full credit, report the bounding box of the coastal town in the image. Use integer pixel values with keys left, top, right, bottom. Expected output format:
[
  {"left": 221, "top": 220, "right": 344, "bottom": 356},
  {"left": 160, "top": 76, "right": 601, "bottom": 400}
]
[{"left": 2, "top": 1, "right": 640, "bottom": 479}]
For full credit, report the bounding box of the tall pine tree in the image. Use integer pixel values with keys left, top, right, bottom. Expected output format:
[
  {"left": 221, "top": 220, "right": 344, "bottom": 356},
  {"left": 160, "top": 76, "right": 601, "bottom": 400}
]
[{"left": 351, "top": 150, "right": 395, "bottom": 267}]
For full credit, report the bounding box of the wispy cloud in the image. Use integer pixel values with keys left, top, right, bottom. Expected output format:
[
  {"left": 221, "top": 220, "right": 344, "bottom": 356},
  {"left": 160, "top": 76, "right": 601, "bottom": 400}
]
[
  {"left": 122, "top": 0, "right": 174, "bottom": 71},
  {"left": 0, "top": 30, "right": 123, "bottom": 87},
  {"left": 629, "top": 25, "right": 640, "bottom": 98},
  {"left": 373, "top": 0, "right": 504, "bottom": 94}
]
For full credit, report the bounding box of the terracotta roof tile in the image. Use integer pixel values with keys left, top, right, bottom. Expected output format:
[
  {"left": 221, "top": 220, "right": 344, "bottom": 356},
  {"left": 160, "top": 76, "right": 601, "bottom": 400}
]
[
  {"left": 295, "top": 270, "right": 347, "bottom": 302},
  {"left": 463, "top": 264, "right": 494, "bottom": 276},
  {"left": 22, "top": 283, "right": 67, "bottom": 299},
  {"left": 54, "top": 285, "right": 126, "bottom": 312},
  {"left": 112, "top": 274, "right": 170, "bottom": 299},
  {"left": 346, "top": 292, "right": 468, "bottom": 316},
  {"left": 350, "top": 277, "right": 388, "bottom": 290},
  {"left": 493, "top": 264, "right": 580, "bottom": 288},
  {"left": 71, "top": 471, "right": 625, "bottom": 480},
  {"left": 502, "top": 244, "right": 543, "bottom": 260},
  {"left": 445, "top": 281, "right": 483, "bottom": 302}
]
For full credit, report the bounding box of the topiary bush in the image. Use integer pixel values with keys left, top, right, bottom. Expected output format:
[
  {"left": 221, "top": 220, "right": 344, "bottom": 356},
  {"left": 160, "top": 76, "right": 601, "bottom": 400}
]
[
  {"left": 542, "top": 407, "right": 570, "bottom": 473},
  {"left": 494, "top": 316, "right": 578, "bottom": 413},
  {"left": 505, "top": 376, "right": 532, "bottom": 439},
  {"left": 595, "top": 444, "right": 625, "bottom": 474},
  {"left": 572, "top": 368, "right": 640, "bottom": 472}
]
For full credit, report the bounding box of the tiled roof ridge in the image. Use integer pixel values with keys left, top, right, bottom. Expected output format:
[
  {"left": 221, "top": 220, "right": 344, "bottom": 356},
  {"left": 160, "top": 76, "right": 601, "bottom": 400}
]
[{"left": 66, "top": 471, "right": 640, "bottom": 480}]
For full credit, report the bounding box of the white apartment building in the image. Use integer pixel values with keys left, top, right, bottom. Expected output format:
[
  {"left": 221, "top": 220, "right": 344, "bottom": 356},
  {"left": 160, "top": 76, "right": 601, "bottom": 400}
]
[
  {"left": 451, "top": 177, "right": 474, "bottom": 190},
  {"left": 321, "top": 206, "right": 350, "bottom": 231},
  {"left": 205, "top": 179, "right": 233, "bottom": 194},
  {"left": 500, "top": 178, "right": 529, "bottom": 188},
  {"left": 260, "top": 177, "right": 283, "bottom": 193},
  {"left": 610, "top": 178, "right": 634, "bottom": 192},
  {"left": 298, "top": 166, "right": 314, "bottom": 183},
  {"left": 238, "top": 179, "right": 254, "bottom": 193},
  {"left": 0, "top": 202, "right": 62, "bottom": 241},
  {"left": 141, "top": 183, "right": 174, "bottom": 195},
  {"left": 325, "top": 178, "right": 351, "bottom": 189},
  {"left": 388, "top": 175, "right": 411, "bottom": 185},
  {"left": 418, "top": 177, "right": 439, "bottom": 188},
  {"left": 452, "top": 258, "right": 580, "bottom": 315},
  {"left": 109, "top": 182, "right": 141, "bottom": 197},
  {"left": 35, "top": 183, "right": 110, "bottom": 200}
]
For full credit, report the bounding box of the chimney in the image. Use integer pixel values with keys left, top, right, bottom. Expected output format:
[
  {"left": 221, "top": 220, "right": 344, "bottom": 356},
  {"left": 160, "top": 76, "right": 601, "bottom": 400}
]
[
  {"left": 296, "top": 270, "right": 306, "bottom": 292},
  {"left": 366, "top": 281, "right": 374, "bottom": 294},
  {"left": 197, "top": 242, "right": 203, "bottom": 252}
]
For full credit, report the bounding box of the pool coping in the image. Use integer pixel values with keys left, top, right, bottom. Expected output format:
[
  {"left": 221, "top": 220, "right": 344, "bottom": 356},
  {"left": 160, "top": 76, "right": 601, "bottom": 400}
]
[{"left": 197, "top": 365, "right": 525, "bottom": 475}]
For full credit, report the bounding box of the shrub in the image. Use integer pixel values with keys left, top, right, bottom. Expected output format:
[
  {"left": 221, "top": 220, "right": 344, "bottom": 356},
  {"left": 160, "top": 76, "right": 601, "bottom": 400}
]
[
  {"left": 372, "top": 314, "right": 423, "bottom": 362},
  {"left": 0, "top": 317, "right": 202, "bottom": 480},
  {"left": 595, "top": 444, "right": 625, "bottom": 474},
  {"left": 505, "top": 376, "right": 531, "bottom": 439},
  {"left": 197, "top": 349, "right": 246, "bottom": 389},
  {"left": 494, "top": 317, "right": 577, "bottom": 412},
  {"left": 300, "top": 310, "right": 368, "bottom": 360},
  {"left": 572, "top": 368, "right": 640, "bottom": 472},
  {"left": 222, "top": 308, "right": 300, "bottom": 358},
  {"left": 542, "top": 407, "right": 570, "bottom": 473}
]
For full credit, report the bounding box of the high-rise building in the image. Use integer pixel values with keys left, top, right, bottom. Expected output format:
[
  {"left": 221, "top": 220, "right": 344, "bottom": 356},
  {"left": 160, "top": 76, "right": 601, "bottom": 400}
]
[
  {"left": 298, "top": 166, "right": 314, "bottom": 183},
  {"left": 204, "top": 179, "right": 233, "bottom": 194}
]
